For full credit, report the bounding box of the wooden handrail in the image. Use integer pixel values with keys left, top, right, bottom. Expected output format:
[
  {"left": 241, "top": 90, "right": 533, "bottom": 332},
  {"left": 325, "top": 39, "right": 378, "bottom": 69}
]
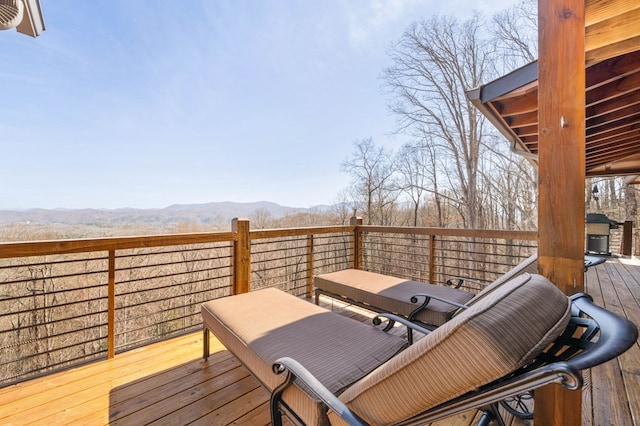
[
  {"left": 0, "top": 232, "right": 237, "bottom": 259},
  {"left": 249, "top": 225, "right": 354, "bottom": 240},
  {"left": 358, "top": 225, "right": 537, "bottom": 240}
]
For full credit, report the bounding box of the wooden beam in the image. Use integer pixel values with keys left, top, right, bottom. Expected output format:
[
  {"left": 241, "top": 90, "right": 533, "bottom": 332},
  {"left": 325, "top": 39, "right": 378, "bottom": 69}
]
[{"left": 536, "top": 0, "right": 586, "bottom": 425}]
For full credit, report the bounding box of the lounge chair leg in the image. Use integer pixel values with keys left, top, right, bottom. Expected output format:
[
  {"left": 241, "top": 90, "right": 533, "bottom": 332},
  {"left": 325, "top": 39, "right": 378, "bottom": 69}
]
[
  {"left": 203, "top": 326, "right": 210, "bottom": 360},
  {"left": 477, "top": 404, "right": 506, "bottom": 426},
  {"left": 477, "top": 411, "right": 493, "bottom": 426},
  {"left": 315, "top": 290, "right": 320, "bottom": 305}
]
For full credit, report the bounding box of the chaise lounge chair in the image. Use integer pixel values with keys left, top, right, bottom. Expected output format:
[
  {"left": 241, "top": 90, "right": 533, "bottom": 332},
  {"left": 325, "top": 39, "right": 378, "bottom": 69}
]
[
  {"left": 201, "top": 272, "right": 636, "bottom": 425},
  {"left": 314, "top": 254, "right": 538, "bottom": 329}
]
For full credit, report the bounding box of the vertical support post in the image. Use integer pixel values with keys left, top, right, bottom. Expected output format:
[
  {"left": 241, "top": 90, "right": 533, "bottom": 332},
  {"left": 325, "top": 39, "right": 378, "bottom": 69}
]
[
  {"left": 350, "top": 217, "right": 363, "bottom": 270},
  {"left": 622, "top": 221, "right": 633, "bottom": 256},
  {"left": 536, "top": 0, "right": 585, "bottom": 425},
  {"left": 108, "top": 249, "right": 116, "bottom": 359},
  {"left": 232, "top": 218, "right": 251, "bottom": 295},
  {"left": 428, "top": 235, "right": 436, "bottom": 284},
  {"left": 307, "top": 234, "right": 314, "bottom": 298}
]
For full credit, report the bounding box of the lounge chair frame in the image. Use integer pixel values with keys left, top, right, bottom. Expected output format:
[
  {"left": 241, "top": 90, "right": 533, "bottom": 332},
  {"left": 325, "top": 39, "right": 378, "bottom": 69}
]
[{"left": 270, "top": 293, "right": 637, "bottom": 426}]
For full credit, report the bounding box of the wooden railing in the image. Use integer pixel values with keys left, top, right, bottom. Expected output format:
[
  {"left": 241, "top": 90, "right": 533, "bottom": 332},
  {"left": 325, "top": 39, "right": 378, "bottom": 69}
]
[{"left": 0, "top": 219, "right": 538, "bottom": 387}]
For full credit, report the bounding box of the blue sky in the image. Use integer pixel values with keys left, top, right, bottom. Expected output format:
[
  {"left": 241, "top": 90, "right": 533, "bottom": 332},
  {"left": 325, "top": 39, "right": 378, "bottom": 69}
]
[{"left": 1, "top": 0, "right": 518, "bottom": 210}]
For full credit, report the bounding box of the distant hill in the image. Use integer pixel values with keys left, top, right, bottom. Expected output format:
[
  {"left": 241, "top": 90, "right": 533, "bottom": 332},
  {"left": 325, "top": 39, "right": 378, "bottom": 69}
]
[{"left": 0, "top": 201, "right": 327, "bottom": 227}]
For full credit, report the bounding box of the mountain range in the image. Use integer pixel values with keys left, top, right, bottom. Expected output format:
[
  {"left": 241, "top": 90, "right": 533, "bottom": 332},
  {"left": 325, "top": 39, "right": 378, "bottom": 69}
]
[{"left": 0, "top": 201, "right": 328, "bottom": 227}]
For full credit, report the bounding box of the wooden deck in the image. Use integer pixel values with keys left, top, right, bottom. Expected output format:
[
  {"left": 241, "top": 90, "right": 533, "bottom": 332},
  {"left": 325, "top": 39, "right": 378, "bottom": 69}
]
[{"left": 1, "top": 257, "right": 638, "bottom": 425}]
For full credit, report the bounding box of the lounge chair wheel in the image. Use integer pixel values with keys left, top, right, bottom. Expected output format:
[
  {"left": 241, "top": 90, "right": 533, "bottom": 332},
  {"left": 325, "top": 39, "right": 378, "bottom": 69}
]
[{"left": 499, "top": 391, "right": 534, "bottom": 420}]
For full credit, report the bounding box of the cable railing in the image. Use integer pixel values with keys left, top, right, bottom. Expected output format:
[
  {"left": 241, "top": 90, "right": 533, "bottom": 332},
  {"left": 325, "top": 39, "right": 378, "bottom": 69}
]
[{"left": 0, "top": 218, "right": 541, "bottom": 387}]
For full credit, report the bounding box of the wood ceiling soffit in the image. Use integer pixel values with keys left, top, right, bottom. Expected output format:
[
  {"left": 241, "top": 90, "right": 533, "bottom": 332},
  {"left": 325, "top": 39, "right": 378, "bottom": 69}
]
[
  {"left": 508, "top": 110, "right": 538, "bottom": 128},
  {"left": 587, "top": 129, "right": 640, "bottom": 149},
  {"left": 587, "top": 153, "right": 640, "bottom": 173},
  {"left": 587, "top": 138, "right": 640, "bottom": 161},
  {"left": 586, "top": 7, "right": 640, "bottom": 63},
  {"left": 586, "top": 123, "right": 640, "bottom": 146},
  {"left": 587, "top": 117, "right": 640, "bottom": 140},
  {"left": 587, "top": 105, "right": 640, "bottom": 129},
  {"left": 586, "top": 71, "right": 640, "bottom": 106},
  {"left": 587, "top": 141, "right": 640, "bottom": 166},
  {"left": 515, "top": 124, "right": 538, "bottom": 138},
  {"left": 587, "top": 35, "right": 640, "bottom": 64},
  {"left": 587, "top": 153, "right": 640, "bottom": 174},
  {"left": 493, "top": 92, "right": 538, "bottom": 117},
  {"left": 586, "top": 91, "right": 640, "bottom": 119},
  {"left": 585, "top": 50, "right": 640, "bottom": 88},
  {"left": 585, "top": 0, "right": 640, "bottom": 26}
]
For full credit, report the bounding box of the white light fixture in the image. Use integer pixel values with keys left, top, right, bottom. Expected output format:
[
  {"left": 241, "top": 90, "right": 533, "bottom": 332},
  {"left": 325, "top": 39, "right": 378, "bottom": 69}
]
[
  {"left": 0, "top": 0, "right": 24, "bottom": 30},
  {"left": 0, "top": 0, "right": 44, "bottom": 37}
]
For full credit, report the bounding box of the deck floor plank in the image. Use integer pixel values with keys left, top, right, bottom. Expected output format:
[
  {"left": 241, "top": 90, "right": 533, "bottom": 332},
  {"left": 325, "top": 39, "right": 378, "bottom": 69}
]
[
  {"left": 605, "top": 261, "right": 640, "bottom": 426},
  {"left": 1, "top": 257, "right": 639, "bottom": 425},
  {"left": 587, "top": 261, "right": 634, "bottom": 426}
]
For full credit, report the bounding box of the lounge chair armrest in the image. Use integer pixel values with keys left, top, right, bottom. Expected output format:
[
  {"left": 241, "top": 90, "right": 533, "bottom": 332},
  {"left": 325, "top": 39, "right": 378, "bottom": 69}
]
[
  {"left": 446, "top": 277, "right": 488, "bottom": 289},
  {"left": 373, "top": 313, "right": 433, "bottom": 336},
  {"left": 565, "top": 293, "right": 638, "bottom": 371},
  {"left": 373, "top": 313, "right": 433, "bottom": 345},
  {"left": 410, "top": 293, "right": 470, "bottom": 311},
  {"left": 271, "top": 357, "right": 369, "bottom": 426}
]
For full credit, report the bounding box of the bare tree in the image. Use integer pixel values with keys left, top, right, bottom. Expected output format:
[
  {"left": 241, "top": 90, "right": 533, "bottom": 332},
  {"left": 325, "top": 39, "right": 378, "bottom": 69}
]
[
  {"left": 384, "top": 13, "right": 493, "bottom": 229},
  {"left": 341, "top": 138, "right": 399, "bottom": 225},
  {"left": 250, "top": 208, "right": 273, "bottom": 229},
  {"left": 490, "top": 0, "right": 537, "bottom": 71},
  {"left": 396, "top": 143, "right": 427, "bottom": 226}
]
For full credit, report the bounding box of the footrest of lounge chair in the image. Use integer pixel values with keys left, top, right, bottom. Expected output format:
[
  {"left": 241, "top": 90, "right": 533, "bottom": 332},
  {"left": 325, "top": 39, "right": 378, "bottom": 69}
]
[
  {"left": 315, "top": 269, "right": 474, "bottom": 327},
  {"left": 201, "top": 288, "right": 407, "bottom": 425}
]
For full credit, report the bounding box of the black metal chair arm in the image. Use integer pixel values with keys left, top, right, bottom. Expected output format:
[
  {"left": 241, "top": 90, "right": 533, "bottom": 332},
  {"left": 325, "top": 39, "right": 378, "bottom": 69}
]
[
  {"left": 398, "top": 362, "right": 582, "bottom": 426},
  {"left": 373, "top": 313, "right": 433, "bottom": 338},
  {"left": 271, "top": 357, "right": 369, "bottom": 426},
  {"left": 565, "top": 293, "right": 638, "bottom": 371},
  {"left": 445, "top": 277, "right": 489, "bottom": 289},
  {"left": 410, "top": 293, "right": 469, "bottom": 310}
]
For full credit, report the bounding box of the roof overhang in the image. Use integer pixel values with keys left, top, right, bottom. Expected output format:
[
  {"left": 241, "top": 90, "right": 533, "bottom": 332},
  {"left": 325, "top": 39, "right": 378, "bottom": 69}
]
[{"left": 467, "top": 0, "right": 640, "bottom": 179}]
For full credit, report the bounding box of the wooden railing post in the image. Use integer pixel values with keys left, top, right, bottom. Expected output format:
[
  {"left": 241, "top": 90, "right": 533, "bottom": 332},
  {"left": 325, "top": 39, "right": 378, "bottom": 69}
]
[
  {"left": 108, "top": 249, "right": 116, "bottom": 359},
  {"left": 622, "top": 221, "right": 633, "bottom": 256},
  {"left": 232, "top": 218, "right": 251, "bottom": 294},
  {"left": 351, "top": 217, "right": 363, "bottom": 270},
  {"left": 307, "top": 235, "right": 314, "bottom": 297}
]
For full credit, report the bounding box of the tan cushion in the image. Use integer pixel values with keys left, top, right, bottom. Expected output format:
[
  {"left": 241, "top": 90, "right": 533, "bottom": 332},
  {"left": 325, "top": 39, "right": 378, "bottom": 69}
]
[
  {"left": 331, "top": 273, "right": 571, "bottom": 425},
  {"left": 315, "top": 269, "right": 474, "bottom": 326},
  {"left": 201, "top": 288, "right": 407, "bottom": 426},
  {"left": 462, "top": 253, "right": 538, "bottom": 309}
]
